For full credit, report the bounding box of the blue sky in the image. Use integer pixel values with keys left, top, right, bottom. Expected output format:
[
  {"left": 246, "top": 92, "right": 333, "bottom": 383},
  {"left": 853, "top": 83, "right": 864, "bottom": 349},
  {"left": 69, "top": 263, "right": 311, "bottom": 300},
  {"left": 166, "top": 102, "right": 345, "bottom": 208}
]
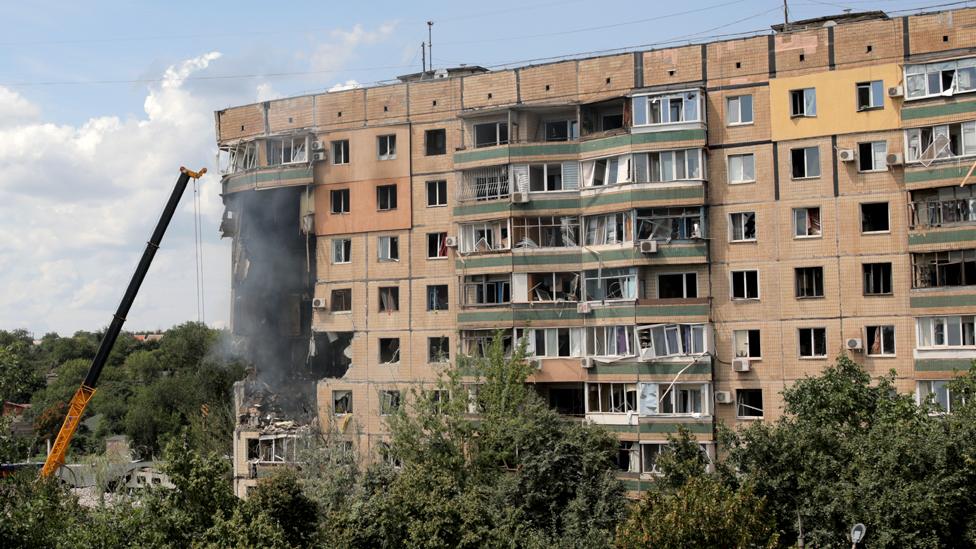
[{"left": 0, "top": 0, "right": 961, "bottom": 335}]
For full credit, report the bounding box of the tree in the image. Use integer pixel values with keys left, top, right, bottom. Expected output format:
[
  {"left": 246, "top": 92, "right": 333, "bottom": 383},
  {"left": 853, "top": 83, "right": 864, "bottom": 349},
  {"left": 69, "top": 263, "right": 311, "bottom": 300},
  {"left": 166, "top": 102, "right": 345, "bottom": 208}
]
[
  {"left": 240, "top": 468, "right": 319, "bottom": 548},
  {"left": 722, "top": 356, "right": 976, "bottom": 547},
  {"left": 0, "top": 343, "right": 42, "bottom": 403}
]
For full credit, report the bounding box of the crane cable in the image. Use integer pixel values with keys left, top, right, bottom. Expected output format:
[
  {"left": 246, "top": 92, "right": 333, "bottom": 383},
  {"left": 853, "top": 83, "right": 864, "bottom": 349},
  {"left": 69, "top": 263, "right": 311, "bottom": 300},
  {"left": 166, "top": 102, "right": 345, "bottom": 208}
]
[{"left": 192, "top": 177, "right": 206, "bottom": 324}]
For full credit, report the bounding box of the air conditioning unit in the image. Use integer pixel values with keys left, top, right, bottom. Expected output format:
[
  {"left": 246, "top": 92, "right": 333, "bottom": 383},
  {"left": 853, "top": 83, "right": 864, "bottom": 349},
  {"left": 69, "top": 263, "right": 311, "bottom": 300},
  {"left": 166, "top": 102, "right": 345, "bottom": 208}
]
[
  {"left": 312, "top": 297, "right": 327, "bottom": 309},
  {"left": 639, "top": 240, "right": 658, "bottom": 254},
  {"left": 580, "top": 357, "right": 595, "bottom": 369},
  {"left": 846, "top": 338, "right": 864, "bottom": 352},
  {"left": 888, "top": 85, "right": 904, "bottom": 98},
  {"left": 312, "top": 151, "right": 327, "bottom": 162},
  {"left": 528, "top": 359, "right": 541, "bottom": 370},
  {"left": 511, "top": 191, "right": 530, "bottom": 204},
  {"left": 715, "top": 391, "right": 733, "bottom": 404},
  {"left": 310, "top": 140, "right": 325, "bottom": 151},
  {"left": 732, "top": 358, "right": 751, "bottom": 372},
  {"left": 838, "top": 149, "right": 856, "bottom": 162},
  {"left": 444, "top": 236, "right": 458, "bottom": 248},
  {"left": 886, "top": 152, "right": 904, "bottom": 166},
  {"left": 576, "top": 302, "right": 592, "bottom": 314}
]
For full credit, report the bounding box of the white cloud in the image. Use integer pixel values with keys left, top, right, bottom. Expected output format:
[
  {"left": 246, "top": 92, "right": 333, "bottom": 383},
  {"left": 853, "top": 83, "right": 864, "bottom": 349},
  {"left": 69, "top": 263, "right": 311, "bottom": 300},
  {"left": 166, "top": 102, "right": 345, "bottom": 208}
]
[
  {"left": 308, "top": 22, "right": 397, "bottom": 74},
  {"left": 256, "top": 82, "right": 282, "bottom": 102},
  {"left": 327, "top": 80, "right": 362, "bottom": 92},
  {"left": 0, "top": 86, "right": 41, "bottom": 127}
]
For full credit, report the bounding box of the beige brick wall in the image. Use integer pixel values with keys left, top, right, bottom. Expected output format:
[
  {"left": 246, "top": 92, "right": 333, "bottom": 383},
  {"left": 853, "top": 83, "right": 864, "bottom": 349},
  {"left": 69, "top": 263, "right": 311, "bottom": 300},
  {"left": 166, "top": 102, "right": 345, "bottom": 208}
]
[
  {"left": 218, "top": 104, "right": 265, "bottom": 141},
  {"left": 644, "top": 46, "right": 703, "bottom": 87},
  {"left": 365, "top": 84, "right": 408, "bottom": 124},
  {"left": 833, "top": 18, "right": 904, "bottom": 70},
  {"left": 267, "top": 96, "right": 314, "bottom": 133},
  {"left": 774, "top": 28, "right": 830, "bottom": 77},
  {"left": 706, "top": 36, "right": 770, "bottom": 87},
  {"left": 462, "top": 70, "right": 518, "bottom": 109},
  {"left": 314, "top": 89, "right": 366, "bottom": 129},
  {"left": 909, "top": 8, "right": 976, "bottom": 55},
  {"left": 519, "top": 61, "right": 579, "bottom": 103},
  {"left": 578, "top": 54, "right": 634, "bottom": 102}
]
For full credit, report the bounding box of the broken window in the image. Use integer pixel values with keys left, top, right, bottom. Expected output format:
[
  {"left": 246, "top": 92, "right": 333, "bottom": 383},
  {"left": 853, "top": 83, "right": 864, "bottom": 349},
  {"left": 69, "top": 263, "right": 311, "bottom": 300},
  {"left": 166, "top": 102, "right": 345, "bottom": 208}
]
[
  {"left": 376, "top": 184, "right": 398, "bottom": 211},
  {"left": 634, "top": 149, "right": 702, "bottom": 182},
  {"left": 917, "top": 316, "right": 976, "bottom": 348},
  {"left": 736, "top": 389, "right": 763, "bottom": 418},
  {"left": 582, "top": 155, "right": 631, "bottom": 187},
  {"left": 458, "top": 165, "right": 510, "bottom": 201},
  {"left": 474, "top": 121, "right": 508, "bottom": 148},
  {"left": 586, "top": 383, "right": 638, "bottom": 413},
  {"left": 330, "top": 289, "right": 352, "bottom": 312},
  {"left": 330, "top": 189, "right": 350, "bottom": 214},
  {"left": 906, "top": 121, "right": 976, "bottom": 163},
  {"left": 584, "top": 268, "right": 637, "bottom": 301},
  {"left": 378, "top": 286, "right": 399, "bottom": 312},
  {"left": 332, "top": 140, "right": 350, "bottom": 164},
  {"left": 528, "top": 164, "right": 563, "bottom": 192},
  {"left": 584, "top": 212, "right": 631, "bottom": 245},
  {"left": 425, "top": 128, "right": 446, "bottom": 156},
  {"left": 427, "top": 232, "right": 449, "bottom": 259},
  {"left": 512, "top": 216, "right": 579, "bottom": 248},
  {"left": 729, "top": 212, "right": 756, "bottom": 241},
  {"left": 461, "top": 330, "right": 513, "bottom": 357},
  {"left": 544, "top": 119, "right": 578, "bottom": 141},
  {"left": 429, "top": 390, "right": 450, "bottom": 412},
  {"left": 727, "top": 153, "right": 755, "bottom": 184},
  {"left": 379, "top": 338, "right": 400, "bottom": 364},
  {"left": 219, "top": 141, "right": 257, "bottom": 174},
  {"left": 616, "top": 441, "right": 640, "bottom": 473},
  {"left": 586, "top": 326, "right": 636, "bottom": 357},
  {"left": 517, "top": 327, "right": 583, "bottom": 358},
  {"left": 640, "top": 443, "right": 666, "bottom": 474},
  {"left": 635, "top": 324, "right": 706, "bottom": 359},
  {"left": 377, "top": 236, "right": 399, "bottom": 261},
  {"left": 251, "top": 435, "right": 300, "bottom": 464},
  {"left": 856, "top": 80, "right": 884, "bottom": 110},
  {"left": 526, "top": 272, "right": 580, "bottom": 302},
  {"left": 863, "top": 263, "right": 893, "bottom": 295},
  {"left": 426, "top": 180, "right": 448, "bottom": 207},
  {"left": 332, "top": 239, "right": 351, "bottom": 264},
  {"left": 633, "top": 90, "right": 701, "bottom": 126},
  {"left": 798, "top": 328, "right": 827, "bottom": 358},
  {"left": 463, "top": 274, "right": 511, "bottom": 306},
  {"left": 866, "top": 325, "right": 895, "bottom": 356},
  {"left": 658, "top": 273, "right": 697, "bottom": 299},
  {"left": 726, "top": 94, "right": 754, "bottom": 125},
  {"left": 906, "top": 57, "right": 976, "bottom": 99},
  {"left": 377, "top": 134, "right": 397, "bottom": 160},
  {"left": 731, "top": 270, "right": 760, "bottom": 300},
  {"left": 860, "top": 202, "right": 889, "bottom": 232},
  {"left": 908, "top": 185, "right": 976, "bottom": 229},
  {"left": 917, "top": 380, "right": 966, "bottom": 413},
  {"left": 427, "top": 285, "right": 449, "bottom": 311},
  {"left": 912, "top": 249, "right": 976, "bottom": 288},
  {"left": 333, "top": 390, "right": 353, "bottom": 415},
  {"left": 379, "top": 390, "right": 401, "bottom": 415},
  {"left": 734, "top": 329, "right": 761, "bottom": 359},
  {"left": 791, "top": 146, "right": 821, "bottom": 178},
  {"left": 635, "top": 207, "right": 702, "bottom": 241},
  {"left": 795, "top": 266, "right": 824, "bottom": 298},
  {"left": 793, "top": 207, "right": 821, "bottom": 238},
  {"left": 637, "top": 382, "right": 708, "bottom": 416},
  {"left": 428, "top": 337, "right": 450, "bottom": 363},
  {"left": 459, "top": 220, "right": 509, "bottom": 253},
  {"left": 789, "top": 88, "right": 817, "bottom": 117},
  {"left": 546, "top": 384, "right": 584, "bottom": 416},
  {"left": 268, "top": 136, "right": 307, "bottom": 165},
  {"left": 858, "top": 141, "right": 887, "bottom": 172}
]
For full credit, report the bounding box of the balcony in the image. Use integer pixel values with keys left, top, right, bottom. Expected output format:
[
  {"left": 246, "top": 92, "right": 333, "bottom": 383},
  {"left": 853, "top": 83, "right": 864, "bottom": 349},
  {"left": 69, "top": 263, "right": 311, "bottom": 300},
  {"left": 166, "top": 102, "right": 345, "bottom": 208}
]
[
  {"left": 454, "top": 106, "right": 581, "bottom": 168},
  {"left": 218, "top": 134, "right": 315, "bottom": 194},
  {"left": 908, "top": 186, "right": 976, "bottom": 249}
]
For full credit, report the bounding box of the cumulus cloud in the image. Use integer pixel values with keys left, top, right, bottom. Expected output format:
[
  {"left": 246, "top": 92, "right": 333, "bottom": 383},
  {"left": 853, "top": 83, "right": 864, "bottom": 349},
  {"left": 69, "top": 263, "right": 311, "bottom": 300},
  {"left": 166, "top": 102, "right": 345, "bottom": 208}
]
[
  {"left": 0, "top": 87, "right": 41, "bottom": 127},
  {"left": 308, "top": 22, "right": 397, "bottom": 74},
  {"left": 328, "top": 80, "right": 362, "bottom": 92}
]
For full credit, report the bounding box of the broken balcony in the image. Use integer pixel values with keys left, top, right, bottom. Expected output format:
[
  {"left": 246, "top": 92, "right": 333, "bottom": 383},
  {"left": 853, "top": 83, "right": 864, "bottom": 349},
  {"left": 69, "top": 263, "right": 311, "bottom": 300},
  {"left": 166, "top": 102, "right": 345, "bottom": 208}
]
[
  {"left": 218, "top": 132, "right": 316, "bottom": 194},
  {"left": 631, "top": 89, "right": 705, "bottom": 133},
  {"left": 909, "top": 186, "right": 976, "bottom": 229},
  {"left": 580, "top": 98, "right": 628, "bottom": 139},
  {"left": 462, "top": 274, "right": 511, "bottom": 307},
  {"left": 457, "top": 165, "right": 511, "bottom": 203},
  {"left": 458, "top": 219, "right": 511, "bottom": 254},
  {"left": 461, "top": 329, "right": 513, "bottom": 358},
  {"left": 635, "top": 207, "right": 706, "bottom": 242},
  {"left": 512, "top": 216, "right": 580, "bottom": 249}
]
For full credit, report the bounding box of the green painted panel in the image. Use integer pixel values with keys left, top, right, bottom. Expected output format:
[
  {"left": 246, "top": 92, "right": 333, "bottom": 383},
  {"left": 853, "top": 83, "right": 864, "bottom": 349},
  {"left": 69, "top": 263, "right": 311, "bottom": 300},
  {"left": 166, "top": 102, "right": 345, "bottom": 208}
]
[
  {"left": 908, "top": 227, "right": 976, "bottom": 246},
  {"left": 904, "top": 165, "right": 970, "bottom": 184},
  {"left": 223, "top": 167, "right": 313, "bottom": 192},
  {"left": 510, "top": 143, "right": 580, "bottom": 157},
  {"left": 455, "top": 243, "right": 706, "bottom": 269},
  {"left": 620, "top": 478, "right": 648, "bottom": 492},
  {"left": 915, "top": 358, "right": 975, "bottom": 372},
  {"left": 901, "top": 100, "right": 976, "bottom": 121},
  {"left": 636, "top": 304, "right": 710, "bottom": 317},
  {"left": 452, "top": 146, "right": 510, "bottom": 164},
  {"left": 517, "top": 197, "right": 582, "bottom": 211},
  {"left": 578, "top": 129, "right": 706, "bottom": 154},
  {"left": 452, "top": 201, "right": 511, "bottom": 216},
  {"left": 579, "top": 185, "right": 704, "bottom": 208},
  {"left": 910, "top": 294, "right": 976, "bottom": 308},
  {"left": 589, "top": 361, "right": 711, "bottom": 375},
  {"left": 603, "top": 422, "right": 713, "bottom": 434}
]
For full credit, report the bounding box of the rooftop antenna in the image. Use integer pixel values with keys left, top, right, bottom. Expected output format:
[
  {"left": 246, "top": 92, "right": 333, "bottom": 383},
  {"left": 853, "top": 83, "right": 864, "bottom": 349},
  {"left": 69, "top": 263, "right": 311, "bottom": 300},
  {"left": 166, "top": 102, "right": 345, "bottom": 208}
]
[
  {"left": 421, "top": 41, "right": 426, "bottom": 73},
  {"left": 427, "top": 20, "right": 434, "bottom": 71},
  {"left": 783, "top": 0, "right": 789, "bottom": 31}
]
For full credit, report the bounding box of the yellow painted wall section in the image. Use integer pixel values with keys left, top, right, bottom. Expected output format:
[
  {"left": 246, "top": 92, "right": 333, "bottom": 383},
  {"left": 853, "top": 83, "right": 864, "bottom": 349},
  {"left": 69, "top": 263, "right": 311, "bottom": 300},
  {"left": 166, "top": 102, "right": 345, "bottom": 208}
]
[{"left": 769, "top": 63, "right": 903, "bottom": 141}]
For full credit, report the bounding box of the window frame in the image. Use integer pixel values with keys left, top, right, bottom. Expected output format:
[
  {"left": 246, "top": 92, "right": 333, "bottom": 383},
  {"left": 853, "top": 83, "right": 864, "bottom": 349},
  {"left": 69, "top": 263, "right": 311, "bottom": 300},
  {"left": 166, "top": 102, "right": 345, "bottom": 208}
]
[
  {"left": 736, "top": 388, "right": 764, "bottom": 419},
  {"left": 379, "top": 390, "right": 401, "bottom": 415},
  {"left": 857, "top": 141, "right": 888, "bottom": 172},
  {"left": 793, "top": 206, "right": 822, "bottom": 238},
  {"left": 860, "top": 202, "right": 890, "bottom": 234},
  {"left": 332, "top": 390, "right": 353, "bottom": 415},
  {"left": 863, "top": 262, "right": 893, "bottom": 296},
  {"left": 377, "top": 235, "right": 399, "bottom": 262},
  {"left": 330, "top": 288, "right": 352, "bottom": 313},
  {"left": 377, "top": 134, "right": 397, "bottom": 160},
  {"left": 427, "top": 232, "right": 449, "bottom": 259},
  {"left": 657, "top": 272, "right": 698, "bottom": 299},
  {"left": 727, "top": 153, "right": 756, "bottom": 184},
  {"left": 424, "top": 128, "right": 447, "bottom": 156},
  {"left": 632, "top": 90, "right": 703, "bottom": 127},
  {"left": 795, "top": 266, "right": 825, "bottom": 299},
  {"left": 916, "top": 315, "right": 976, "bottom": 349},
  {"left": 865, "top": 325, "right": 896, "bottom": 356},
  {"left": 330, "top": 188, "right": 350, "bottom": 214},
  {"left": 332, "top": 238, "right": 352, "bottom": 264},
  {"left": 331, "top": 140, "right": 350, "bottom": 165},
  {"left": 856, "top": 80, "right": 885, "bottom": 111},
  {"left": 426, "top": 284, "right": 449, "bottom": 311},
  {"left": 376, "top": 184, "right": 398, "bottom": 211},
  {"left": 798, "top": 327, "right": 828, "bottom": 358},
  {"left": 378, "top": 286, "right": 400, "bottom": 313},
  {"left": 726, "top": 94, "right": 754, "bottom": 126},
  {"left": 427, "top": 336, "right": 450, "bottom": 363},
  {"left": 473, "top": 121, "right": 509, "bottom": 148},
  {"left": 733, "top": 329, "right": 762, "bottom": 360},
  {"left": 729, "top": 211, "right": 757, "bottom": 242},
  {"left": 789, "top": 88, "right": 817, "bottom": 117},
  {"left": 730, "top": 269, "right": 760, "bottom": 301},
  {"left": 528, "top": 163, "right": 565, "bottom": 193},
  {"left": 426, "top": 180, "right": 448, "bottom": 207},
  {"left": 790, "top": 146, "right": 821, "bottom": 179},
  {"left": 379, "top": 337, "right": 401, "bottom": 364}
]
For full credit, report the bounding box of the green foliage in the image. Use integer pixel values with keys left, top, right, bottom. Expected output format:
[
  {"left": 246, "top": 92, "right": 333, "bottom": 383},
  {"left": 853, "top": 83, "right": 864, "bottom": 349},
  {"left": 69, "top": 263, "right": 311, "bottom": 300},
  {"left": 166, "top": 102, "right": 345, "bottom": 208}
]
[
  {"left": 0, "top": 472, "right": 82, "bottom": 548},
  {"left": 241, "top": 468, "right": 318, "bottom": 547},
  {"left": 0, "top": 343, "right": 43, "bottom": 403}
]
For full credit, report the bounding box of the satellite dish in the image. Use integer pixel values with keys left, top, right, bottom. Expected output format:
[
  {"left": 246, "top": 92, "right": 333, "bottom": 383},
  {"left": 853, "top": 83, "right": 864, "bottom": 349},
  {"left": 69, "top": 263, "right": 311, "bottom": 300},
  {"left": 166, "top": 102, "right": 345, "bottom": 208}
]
[{"left": 851, "top": 523, "right": 867, "bottom": 544}]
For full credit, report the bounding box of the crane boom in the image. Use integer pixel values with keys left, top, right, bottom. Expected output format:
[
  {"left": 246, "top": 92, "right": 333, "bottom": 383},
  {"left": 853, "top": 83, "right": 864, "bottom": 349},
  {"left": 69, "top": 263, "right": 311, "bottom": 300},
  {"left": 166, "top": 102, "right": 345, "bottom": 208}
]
[{"left": 40, "top": 167, "right": 206, "bottom": 478}]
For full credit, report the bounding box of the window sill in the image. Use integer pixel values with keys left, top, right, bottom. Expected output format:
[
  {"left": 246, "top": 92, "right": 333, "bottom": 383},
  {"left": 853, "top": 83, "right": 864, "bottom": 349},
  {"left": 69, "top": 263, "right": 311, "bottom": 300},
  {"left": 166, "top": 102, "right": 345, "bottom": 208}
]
[
  {"left": 857, "top": 168, "right": 888, "bottom": 174},
  {"left": 736, "top": 415, "right": 763, "bottom": 421},
  {"left": 864, "top": 292, "right": 893, "bottom": 297},
  {"left": 729, "top": 239, "right": 758, "bottom": 244},
  {"left": 426, "top": 204, "right": 447, "bottom": 208},
  {"left": 378, "top": 259, "right": 400, "bottom": 263},
  {"left": 333, "top": 261, "right": 351, "bottom": 265},
  {"left": 856, "top": 106, "right": 884, "bottom": 113},
  {"left": 426, "top": 256, "right": 449, "bottom": 261},
  {"left": 789, "top": 114, "right": 817, "bottom": 119},
  {"left": 791, "top": 175, "right": 821, "bottom": 181},
  {"left": 727, "top": 121, "right": 755, "bottom": 127},
  {"left": 866, "top": 354, "right": 897, "bottom": 358},
  {"left": 796, "top": 295, "right": 825, "bottom": 300},
  {"left": 331, "top": 311, "right": 352, "bottom": 315},
  {"left": 731, "top": 298, "right": 761, "bottom": 302},
  {"left": 728, "top": 180, "right": 757, "bottom": 185},
  {"left": 798, "top": 355, "right": 828, "bottom": 360},
  {"left": 330, "top": 212, "right": 350, "bottom": 215},
  {"left": 794, "top": 235, "right": 823, "bottom": 240},
  {"left": 861, "top": 230, "right": 891, "bottom": 235},
  {"left": 377, "top": 209, "right": 398, "bottom": 213}
]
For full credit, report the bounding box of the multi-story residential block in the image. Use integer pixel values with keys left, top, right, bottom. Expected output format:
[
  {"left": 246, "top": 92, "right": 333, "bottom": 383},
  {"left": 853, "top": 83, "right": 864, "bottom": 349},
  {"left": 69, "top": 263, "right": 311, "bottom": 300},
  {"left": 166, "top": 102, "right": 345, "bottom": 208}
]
[{"left": 217, "top": 8, "right": 976, "bottom": 497}]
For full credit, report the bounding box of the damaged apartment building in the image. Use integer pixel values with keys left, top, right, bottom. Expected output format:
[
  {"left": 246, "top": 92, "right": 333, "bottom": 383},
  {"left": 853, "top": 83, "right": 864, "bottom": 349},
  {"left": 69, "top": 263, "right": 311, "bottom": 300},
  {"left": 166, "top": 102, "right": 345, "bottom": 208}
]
[{"left": 217, "top": 7, "right": 976, "bottom": 496}]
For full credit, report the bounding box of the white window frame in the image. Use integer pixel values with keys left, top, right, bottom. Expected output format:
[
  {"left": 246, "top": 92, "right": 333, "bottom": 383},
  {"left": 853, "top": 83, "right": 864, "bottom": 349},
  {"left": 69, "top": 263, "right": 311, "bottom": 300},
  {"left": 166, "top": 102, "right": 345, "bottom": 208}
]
[
  {"left": 583, "top": 268, "right": 637, "bottom": 302},
  {"left": 798, "top": 327, "right": 827, "bottom": 358},
  {"left": 583, "top": 212, "right": 632, "bottom": 245},
  {"left": 632, "top": 90, "right": 703, "bottom": 127},
  {"left": 331, "top": 140, "right": 350, "bottom": 165},
  {"left": 726, "top": 94, "right": 754, "bottom": 126},
  {"left": 727, "top": 153, "right": 756, "bottom": 184},
  {"left": 860, "top": 202, "right": 890, "bottom": 234},
  {"left": 905, "top": 121, "right": 976, "bottom": 163},
  {"left": 905, "top": 57, "right": 976, "bottom": 100},
  {"left": 729, "top": 211, "right": 757, "bottom": 242},
  {"left": 517, "top": 327, "right": 584, "bottom": 358},
  {"left": 459, "top": 220, "right": 510, "bottom": 254},
  {"left": 332, "top": 238, "right": 351, "bottom": 264},
  {"left": 793, "top": 206, "right": 822, "bottom": 238},
  {"left": 427, "top": 232, "right": 449, "bottom": 259},
  {"left": 220, "top": 142, "right": 257, "bottom": 174},
  {"left": 528, "top": 163, "right": 564, "bottom": 192},
  {"left": 586, "top": 382, "right": 638, "bottom": 414},
  {"left": 916, "top": 315, "right": 976, "bottom": 349},
  {"left": 856, "top": 80, "right": 885, "bottom": 111},
  {"left": 865, "top": 325, "right": 895, "bottom": 356},
  {"left": 637, "top": 382, "right": 709, "bottom": 417},
  {"left": 377, "top": 235, "right": 399, "bottom": 262},
  {"left": 733, "top": 329, "right": 761, "bottom": 360},
  {"left": 637, "top": 149, "right": 703, "bottom": 182},
  {"left": 426, "top": 180, "right": 448, "bottom": 207},
  {"left": 730, "top": 270, "right": 760, "bottom": 300},
  {"left": 582, "top": 155, "right": 632, "bottom": 187},
  {"left": 857, "top": 141, "right": 888, "bottom": 172},
  {"left": 377, "top": 134, "right": 397, "bottom": 160},
  {"left": 791, "top": 146, "right": 821, "bottom": 179},
  {"left": 269, "top": 136, "right": 308, "bottom": 165},
  {"left": 473, "top": 121, "right": 509, "bottom": 148},
  {"left": 656, "top": 272, "right": 698, "bottom": 299},
  {"left": 916, "top": 380, "right": 966, "bottom": 413},
  {"left": 585, "top": 326, "right": 636, "bottom": 358},
  {"left": 790, "top": 88, "right": 817, "bottom": 117},
  {"left": 636, "top": 324, "right": 707, "bottom": 360},
  {"left": 735, "top": 388, "right": 764, "bottom": 419},
  {"left": 376, "top": 184, "right": 397, "bottom": 211}
]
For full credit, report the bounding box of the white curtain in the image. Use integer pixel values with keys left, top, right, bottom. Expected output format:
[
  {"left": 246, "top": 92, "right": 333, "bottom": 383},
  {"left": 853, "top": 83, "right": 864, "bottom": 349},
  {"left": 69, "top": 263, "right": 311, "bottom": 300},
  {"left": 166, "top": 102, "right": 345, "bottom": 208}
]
[{"left": 639, "top": 383, "right": 658, "bottom": 416}]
